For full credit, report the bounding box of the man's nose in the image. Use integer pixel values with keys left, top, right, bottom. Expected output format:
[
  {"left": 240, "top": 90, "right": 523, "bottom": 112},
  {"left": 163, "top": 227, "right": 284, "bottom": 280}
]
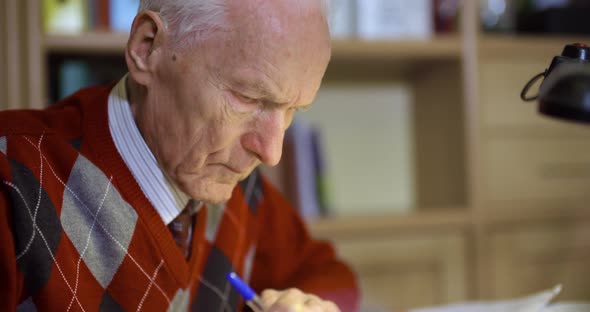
[{"left": 242, "top": 111, "right": 286, "bottom": 167}]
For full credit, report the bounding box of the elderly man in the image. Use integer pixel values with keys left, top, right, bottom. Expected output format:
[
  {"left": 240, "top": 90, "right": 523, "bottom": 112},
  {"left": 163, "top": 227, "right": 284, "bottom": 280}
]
[{"left": 0, "top": 0, "right": 359, "bottom": 311}]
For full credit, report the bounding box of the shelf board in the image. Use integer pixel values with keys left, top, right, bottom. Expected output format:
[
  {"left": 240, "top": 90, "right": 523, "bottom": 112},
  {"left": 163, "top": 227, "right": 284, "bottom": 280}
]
[
  {"left": 44, "top": 32, "right": 129, "bottom": 54},
  {"left": 482, "top": 199, "right": 590, "bottom": 225},
  {"left": 44, "top": 32, "right": 462, "bottom": 62},
  {"left": 309, "top": 209, "right": 471, "bottom": 239},
  {"left": 331, "top": 35, "right": 462, "bottom": 62},
  {"left": 480, "top": 34, "right": 590, "bottom": 59},
  {"left": 309, "top": 202, "right": 590, "bottom": 239}
]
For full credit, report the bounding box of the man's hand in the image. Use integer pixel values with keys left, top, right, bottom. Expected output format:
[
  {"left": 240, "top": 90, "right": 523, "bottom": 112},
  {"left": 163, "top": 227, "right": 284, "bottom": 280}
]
[{"left": 260, "top": 288, "right": 341, "bottom": 312}]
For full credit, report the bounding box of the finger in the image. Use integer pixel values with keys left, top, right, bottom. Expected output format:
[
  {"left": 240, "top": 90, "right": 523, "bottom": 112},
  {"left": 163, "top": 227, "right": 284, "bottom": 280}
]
[
  {"left": 303, "top": 295, "right": 339, "bottom": 312},
  {"left": 306, "top": 305, "right": 324, "bottom": 312},
  {"left": 303, "top": 296, "right": 324, "bottom": 312},
  {"left": 276, "top": 288, "right": 305, "bottom": 305},
  {"left": 261, "top": 289, "right": 281, "bottom": 307},
  {"left": 266, "top": 303, "right": 292, "bottom": 312},
  {"left": 271, "top": 288, "right": 306, "bottom": 312},
  {"left": 303, "top": 294, "right": 323, "bottom": 308}
]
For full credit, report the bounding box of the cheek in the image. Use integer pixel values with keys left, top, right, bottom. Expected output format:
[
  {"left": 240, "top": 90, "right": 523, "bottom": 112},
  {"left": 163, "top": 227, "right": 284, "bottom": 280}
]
[
  {"left": 206, "top": 121, "right": 246, "bottom": 151},
  {"left": 171, "top": 85, "right": 251, "bottom": 161},
  {"left": 185, "top": 117, "right": 245, "bottom": 164},
  {"left": 213, "top": 98, "right": 254, "bottom": 145}
]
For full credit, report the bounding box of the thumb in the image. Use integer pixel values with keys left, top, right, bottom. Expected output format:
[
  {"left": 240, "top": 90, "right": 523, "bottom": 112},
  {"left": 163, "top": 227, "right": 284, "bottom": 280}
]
[{"left": 266, "top": 302, "right": 301, "bottom": 312}]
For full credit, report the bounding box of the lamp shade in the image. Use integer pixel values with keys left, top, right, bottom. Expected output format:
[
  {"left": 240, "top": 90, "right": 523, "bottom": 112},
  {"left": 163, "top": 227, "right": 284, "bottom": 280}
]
[{"left": 522, "top": 43, "right": 590, "bottom": 123}]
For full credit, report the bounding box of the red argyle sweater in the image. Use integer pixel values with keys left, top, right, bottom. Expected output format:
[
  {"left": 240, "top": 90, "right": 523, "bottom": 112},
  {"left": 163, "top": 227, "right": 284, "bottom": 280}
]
[{"left": 0, "top": 85, "right": 359, "bottom": 312}]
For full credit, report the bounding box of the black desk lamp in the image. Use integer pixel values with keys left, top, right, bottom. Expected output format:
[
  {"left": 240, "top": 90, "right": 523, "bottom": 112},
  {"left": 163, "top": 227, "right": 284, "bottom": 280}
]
[{"left": 522, "top": 43, "right": 590, "bottom": 123}]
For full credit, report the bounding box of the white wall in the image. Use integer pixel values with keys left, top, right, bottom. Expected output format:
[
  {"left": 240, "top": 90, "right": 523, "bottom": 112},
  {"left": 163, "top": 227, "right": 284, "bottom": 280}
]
[{"left": 303, "top": 82, "right": 415, "bottom": 216}]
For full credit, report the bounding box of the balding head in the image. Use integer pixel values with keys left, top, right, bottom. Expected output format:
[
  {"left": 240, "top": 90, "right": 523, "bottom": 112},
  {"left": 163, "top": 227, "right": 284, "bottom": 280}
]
[
  {"left": 126, "top": 0, "right": 332, "bottom": 203},
  {"left": 139, "top": 0, "right": 330, "bottom": 49}
]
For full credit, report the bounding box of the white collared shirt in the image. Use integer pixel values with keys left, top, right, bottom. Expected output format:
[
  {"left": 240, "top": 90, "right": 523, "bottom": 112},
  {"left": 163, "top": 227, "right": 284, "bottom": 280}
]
[{"left": 108, "top": 76, "right": 195, "bottom": 225}]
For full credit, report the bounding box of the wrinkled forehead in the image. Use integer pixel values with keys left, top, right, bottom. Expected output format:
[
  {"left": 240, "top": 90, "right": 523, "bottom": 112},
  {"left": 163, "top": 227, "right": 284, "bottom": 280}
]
[{"left": 223, "top": 0, "right": 331, "bottom": 100}]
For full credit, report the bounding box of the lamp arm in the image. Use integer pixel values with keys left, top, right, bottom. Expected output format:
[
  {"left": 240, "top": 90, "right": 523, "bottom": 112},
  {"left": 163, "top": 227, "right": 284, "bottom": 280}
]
[{"left": 521, "top": 71, "right": 546, "bottom": 102}]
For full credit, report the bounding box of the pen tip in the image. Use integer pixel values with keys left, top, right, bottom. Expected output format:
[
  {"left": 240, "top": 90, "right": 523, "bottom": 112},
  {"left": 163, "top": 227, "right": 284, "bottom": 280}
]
[{"left": 226, "top": 271, "right": 256, "bottom": 301}]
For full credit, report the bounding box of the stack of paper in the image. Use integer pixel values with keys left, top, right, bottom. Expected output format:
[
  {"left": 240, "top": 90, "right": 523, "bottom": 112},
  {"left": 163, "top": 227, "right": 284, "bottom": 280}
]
[{"left": 409, "top": 285, "right": 590, "bottom": 312}]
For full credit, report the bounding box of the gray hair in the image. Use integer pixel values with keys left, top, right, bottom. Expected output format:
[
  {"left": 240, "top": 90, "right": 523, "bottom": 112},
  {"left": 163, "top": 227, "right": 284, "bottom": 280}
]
[{"left": 139, "top": 0, "right": 329, "bottom": 49}]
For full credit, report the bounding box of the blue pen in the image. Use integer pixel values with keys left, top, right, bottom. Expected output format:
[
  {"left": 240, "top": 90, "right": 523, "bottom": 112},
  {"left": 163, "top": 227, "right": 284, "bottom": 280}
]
[{"left": 226, "top": 272, "right": 266, "bottom": 312}]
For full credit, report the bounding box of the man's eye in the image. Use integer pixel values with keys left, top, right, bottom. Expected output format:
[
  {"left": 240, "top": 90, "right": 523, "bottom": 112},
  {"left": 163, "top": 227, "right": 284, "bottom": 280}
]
[{"left": 236, "top": 93, "right": 258, "bottom": 104}]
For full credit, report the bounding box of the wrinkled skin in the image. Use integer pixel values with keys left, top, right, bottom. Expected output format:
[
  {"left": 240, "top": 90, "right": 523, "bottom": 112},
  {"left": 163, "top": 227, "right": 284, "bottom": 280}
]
[{"left": 126, "top": 0, "right": 331, "bottom": 204}]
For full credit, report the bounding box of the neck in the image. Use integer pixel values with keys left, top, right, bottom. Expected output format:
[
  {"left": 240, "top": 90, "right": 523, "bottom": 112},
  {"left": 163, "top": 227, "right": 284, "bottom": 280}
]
[{"left": 126, "top": 76, "right": 146, "bottom": 120}]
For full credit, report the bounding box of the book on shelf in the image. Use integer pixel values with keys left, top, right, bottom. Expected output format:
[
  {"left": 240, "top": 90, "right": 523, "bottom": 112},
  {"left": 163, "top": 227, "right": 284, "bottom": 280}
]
[
  {"left": 433, "top": 0, "right": 461, "bottom": 34},
  {"left": 109, "top": 0, "right": 140, "bottom": 33},
  {"left": 43, "top": 0, "right": 88, "bottom": 34},
  {"left": 43, "top": 0, "right": 137, "bottom": 34},
  {"left": 328, "top": 0, "right": 458, "bottom": 40},
  {"left": 310, "top": 126, "right": 331, "bottom": 217},
  {"left": 328, "top": 0, "right": 356, "bottom": 39},
  {"left": 58, "top": 60, "right": 92, "bottom": 101},
  {"left": 356, "top": 0, "right": 433, "bottom": 40},
  {"left": 50, "top": 55, "right": 127, "bottom": 103},
  {"left": 88, "top": 0, "right": 110, "bottom": 31},
  {"left": 280, "top": 117, "right": 332, "bottom": 220}
]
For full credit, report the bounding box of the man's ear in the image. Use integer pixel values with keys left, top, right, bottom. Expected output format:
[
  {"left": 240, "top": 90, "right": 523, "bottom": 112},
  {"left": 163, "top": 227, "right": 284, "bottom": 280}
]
[{"left": 125, "top": 10, "right": 167, "bottom": 86}]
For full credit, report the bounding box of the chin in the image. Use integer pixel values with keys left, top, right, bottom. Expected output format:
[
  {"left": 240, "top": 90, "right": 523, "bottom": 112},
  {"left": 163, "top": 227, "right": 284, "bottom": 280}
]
[{"left": 187, "top": 180, "right": 238, "bottom": 204}]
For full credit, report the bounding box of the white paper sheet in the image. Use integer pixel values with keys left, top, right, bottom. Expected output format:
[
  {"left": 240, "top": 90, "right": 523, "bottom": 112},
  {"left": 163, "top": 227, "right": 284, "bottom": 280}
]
[{"left": 410, "top": 285, "right": 563, "bottom": 312}]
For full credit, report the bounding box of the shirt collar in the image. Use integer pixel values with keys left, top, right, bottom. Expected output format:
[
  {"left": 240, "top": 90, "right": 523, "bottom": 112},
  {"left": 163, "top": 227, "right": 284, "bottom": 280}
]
[{"left": 108, "top": 76, "right": 197, "bottom": 224}]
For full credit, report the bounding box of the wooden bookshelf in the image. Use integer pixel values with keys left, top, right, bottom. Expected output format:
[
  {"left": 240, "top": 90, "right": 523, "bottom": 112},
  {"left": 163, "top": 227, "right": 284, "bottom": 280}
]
[
  {"left": 44, "top": 32, "right": 462, "bottom": 61},
  {"left": 46, "top": 27, "right": 588, "bottom": 58},
  {"left": 310, "top": 209, "right": 471, "bottom": 238},
  {"left": 43, "top": 32, "right": 463, "bottom": 82}
]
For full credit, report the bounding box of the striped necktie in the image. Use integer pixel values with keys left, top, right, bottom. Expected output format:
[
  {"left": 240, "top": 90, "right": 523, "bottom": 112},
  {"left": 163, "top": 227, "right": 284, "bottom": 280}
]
[{"left": 168, "top": 200, "right": 198, "bottom": 259}]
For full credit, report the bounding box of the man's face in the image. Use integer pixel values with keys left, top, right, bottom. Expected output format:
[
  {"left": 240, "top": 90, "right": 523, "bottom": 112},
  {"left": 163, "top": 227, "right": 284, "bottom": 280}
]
[{"left": 134, "top": 1, "right": 331, "bottom": 203}]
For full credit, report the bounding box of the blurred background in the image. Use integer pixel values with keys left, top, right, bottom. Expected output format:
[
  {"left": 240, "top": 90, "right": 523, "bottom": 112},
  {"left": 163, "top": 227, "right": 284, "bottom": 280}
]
[{"left": 2, "top": 0, "right": 590, "bottom": 311}]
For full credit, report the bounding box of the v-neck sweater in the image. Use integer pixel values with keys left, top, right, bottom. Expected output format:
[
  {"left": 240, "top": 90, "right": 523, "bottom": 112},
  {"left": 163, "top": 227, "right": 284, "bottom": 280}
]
[{"left": 0, "top": 85, "right": 359, "bottom": 312}]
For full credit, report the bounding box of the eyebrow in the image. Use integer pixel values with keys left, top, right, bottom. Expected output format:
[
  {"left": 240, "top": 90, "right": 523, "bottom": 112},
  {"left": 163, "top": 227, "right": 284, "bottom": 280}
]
[{"left": 232, "top": 79, "right": 287, "bottom": 105}]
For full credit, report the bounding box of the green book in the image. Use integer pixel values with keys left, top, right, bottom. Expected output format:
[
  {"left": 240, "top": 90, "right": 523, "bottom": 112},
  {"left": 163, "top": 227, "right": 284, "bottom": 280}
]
[{"left": 43, "top": 0, "right": 87, "bottom": 33}]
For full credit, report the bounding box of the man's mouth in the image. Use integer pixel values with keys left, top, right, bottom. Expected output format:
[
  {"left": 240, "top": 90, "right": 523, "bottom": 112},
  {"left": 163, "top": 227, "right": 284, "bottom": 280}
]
[{"left": 219, "top": 163, "right": 254, "bottom": 176}]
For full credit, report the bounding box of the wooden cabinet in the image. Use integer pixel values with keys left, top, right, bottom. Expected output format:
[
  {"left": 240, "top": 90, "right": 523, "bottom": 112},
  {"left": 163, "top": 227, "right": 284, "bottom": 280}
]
[
  {"left": 477, "top": 38, "right": 590, "bottom": 204},
  {"left": 473, "top": 36, "right": 590, "bottom": 302},
  {"left": 483, "top": 138, "right": 590, "bottom": 202},
  {"left": 334, "top": 232, "right": 468, "bottom": 310},
  {"left": 488, "top": 221, "right": 590, "bottom": 301},
  {"left": 311, "top": 214, "right": 470, "bottom": 310}
]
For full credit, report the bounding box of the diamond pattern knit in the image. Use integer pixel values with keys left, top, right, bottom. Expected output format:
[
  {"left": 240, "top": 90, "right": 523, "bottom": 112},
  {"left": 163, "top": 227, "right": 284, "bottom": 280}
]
[{"left": 0, "top": 85, "right": 360, "bottom": 312}]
